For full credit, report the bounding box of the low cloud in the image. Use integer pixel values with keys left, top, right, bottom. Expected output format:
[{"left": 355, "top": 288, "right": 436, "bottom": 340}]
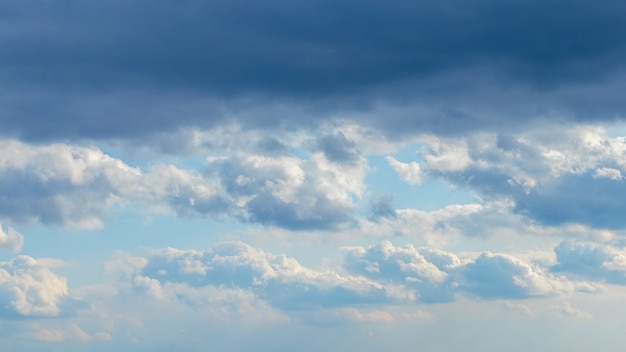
[
  {"left": 0, "top": 138, "right": 366, "bottom": 230},
  {"left": 344, "top": 241, "right": 581, "bottom": 302},
  {"left": 413, "top": 125, "right": 626, "bottom": 229},
  {"left": 551, "top": 240, "right": 626, "bottom": 284},
  {"left": 0, "top": 256, "right": 85, "bottom": 318},
  {"left": 0, "top": 224, "right": 23, "bottom": 252},
  {"left": 110, "top": 240, "right": 597, "bottom": 313},
  {"left": 114, "top": 241, "right": 407, "bottom": 311}
]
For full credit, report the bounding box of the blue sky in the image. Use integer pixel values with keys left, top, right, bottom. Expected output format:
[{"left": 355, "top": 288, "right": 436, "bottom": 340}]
[{"left": 2, "top": 0, "right": 626, "bottom": 350}]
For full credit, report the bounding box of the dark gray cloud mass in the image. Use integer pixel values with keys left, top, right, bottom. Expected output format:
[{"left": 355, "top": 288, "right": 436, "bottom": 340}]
[{"left": 2, "top": 0, "right": 626, "bottom": 141}]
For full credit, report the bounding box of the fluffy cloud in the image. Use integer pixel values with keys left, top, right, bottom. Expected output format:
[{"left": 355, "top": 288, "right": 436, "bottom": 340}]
[
  {"left": 111, "top": 240, "right": 596, "bottom": 312},
  {"left": 410, "top": 125, "right": 626, "bottom": 228},
  {"left": 0, "top": 256, "right": 84, "bottom": 318},
  {"left": 343, "top": 241, "right": 455, "bottom": 303},
  {"left": 459, "top": 252, "right": 565, "bottom": 299},
  {"left": 0, "top": 138, "right": 366, "bottom": 230},
  {"left": 0, "top": 224, "right": 23, "bottom": 252},
  {"left": 343, "top": 241, "right": 580, "bottom": 302},
  {"left": 551, "top": 241, "right": 626, "bottom": 284},
  {"left": 0, "top": 140, "right": 140, "bottom": 228},
  {"left": 205, "top": 151, "right": 367, "bottom": 230},
  {"left": 386, "top": 157, "right": 422, "bottom": 185},
  {"left": 113, "top": 241, "right": 406, "bottom": 311}
]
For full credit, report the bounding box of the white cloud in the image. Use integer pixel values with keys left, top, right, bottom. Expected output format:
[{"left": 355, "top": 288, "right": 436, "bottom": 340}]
[
  {"left": 110, "top": 241, "right": 410, "bottom": 312},
  {"left": 205, "top": 151, "right": 367, "bottom": 229},
  {"left": 0, "top": 140, "right": 140, "bottom": 228},
  {"left": 0, "top": 223, "right": 23, "bottom": 252},
  {"left": 343, "top": 241, "right": 583, "bottom": 302},
  {"left": 0, "top": 138, "right": 368, "bottom": 230},
  {"left": 420, "top": 136, "right": 472, "bottom": 172},
  {"left": 412, "top": 125, "right": 626, "bottom": 228},
  {"left": 0, "top": 256, "right": 84, "bottom": 317},
  {"left": 386, "top": 156, "right": 422, "bottom": 185}
]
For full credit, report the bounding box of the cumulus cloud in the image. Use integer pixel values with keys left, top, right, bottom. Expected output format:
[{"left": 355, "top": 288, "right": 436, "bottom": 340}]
[
  {"left": 205, "top": 151, "right": 367, "bottom": 230},
  {"left": 0, "top": 256, "right": 84, "bottom": 318},
  {"left": 112, "top": 241, "right": 407, "bottom": 311},
  {"left": 386, "top": 157, "right": 422, "bottom": 185},
  {"left": 343, "top": 241, "right": 580, "bottom": 302},
  {"left": 551, "top": 241, "right": 626, "bottom": 284},
  {"left": 0, "top": 138, "right": 367, "bottom": 230},
  {"left": 459, "top": 252, "right": 564, "bottom": 299},
  {"left": 0, "top": 224, "right": 23, "bottom": 252},
  {"left": 343, "top": 241, "right": 455, "bottom": 303},
  {"left": 413, "top": 125, "right": 626, "bottom": 228},
  {"left": 0, "top": 140, "right": 140, "bottom": 228}
]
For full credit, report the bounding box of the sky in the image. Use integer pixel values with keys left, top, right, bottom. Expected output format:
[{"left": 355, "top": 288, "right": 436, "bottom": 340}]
[{"left": 2, "top": 0, "right": 626, "bottom": 350}]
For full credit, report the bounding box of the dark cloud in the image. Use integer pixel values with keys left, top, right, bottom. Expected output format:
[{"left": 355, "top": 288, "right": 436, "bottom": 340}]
[
  {"left": 315, "top": 132, "right": 360, "bottom": 164},
  {"left": 367, "top": 195, "right": 397, "bottom": 220},
  {"left": 514, "top": 174, "right": 626, "bottom": 229},
  {"left": 2, "top": 0, "right": 626, "bottom": 141}
]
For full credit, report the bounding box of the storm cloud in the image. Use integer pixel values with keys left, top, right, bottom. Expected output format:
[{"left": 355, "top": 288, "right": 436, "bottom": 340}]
[{"left": 2, "top": 0, "right": 626, "bottom": 141}]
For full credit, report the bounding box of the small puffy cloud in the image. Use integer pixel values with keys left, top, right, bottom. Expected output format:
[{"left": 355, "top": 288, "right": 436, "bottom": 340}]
[
  {"left": 0, "top": 224, "right": 23, "bottom": 252},
  {"left": 0, "top": 256, "right": 84, "bottom": 318},
  {"left": 386, "top": 156, "right": 422, "bottom": 185}
]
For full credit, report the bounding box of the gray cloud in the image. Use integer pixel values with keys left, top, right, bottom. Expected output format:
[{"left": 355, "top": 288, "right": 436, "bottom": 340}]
[
  {"left": 315, "top": 132, "right": 360, "bottom": 164},
  {"left": 2, "top": 0, "right": 626, "bottom": 141},
  {"left": 551, "top": 241, "right": 626, "bottom": 284},
  {"left": 413, "top": 126, "right": 626, "bottom": 229},
  {"left": 367, "top": 195, "right": 397, "bottom": 221}
]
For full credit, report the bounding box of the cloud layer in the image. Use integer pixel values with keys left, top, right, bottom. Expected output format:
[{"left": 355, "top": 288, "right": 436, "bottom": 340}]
[{"left": 3, "top": 0, "right": 626, "bottom": 141}]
